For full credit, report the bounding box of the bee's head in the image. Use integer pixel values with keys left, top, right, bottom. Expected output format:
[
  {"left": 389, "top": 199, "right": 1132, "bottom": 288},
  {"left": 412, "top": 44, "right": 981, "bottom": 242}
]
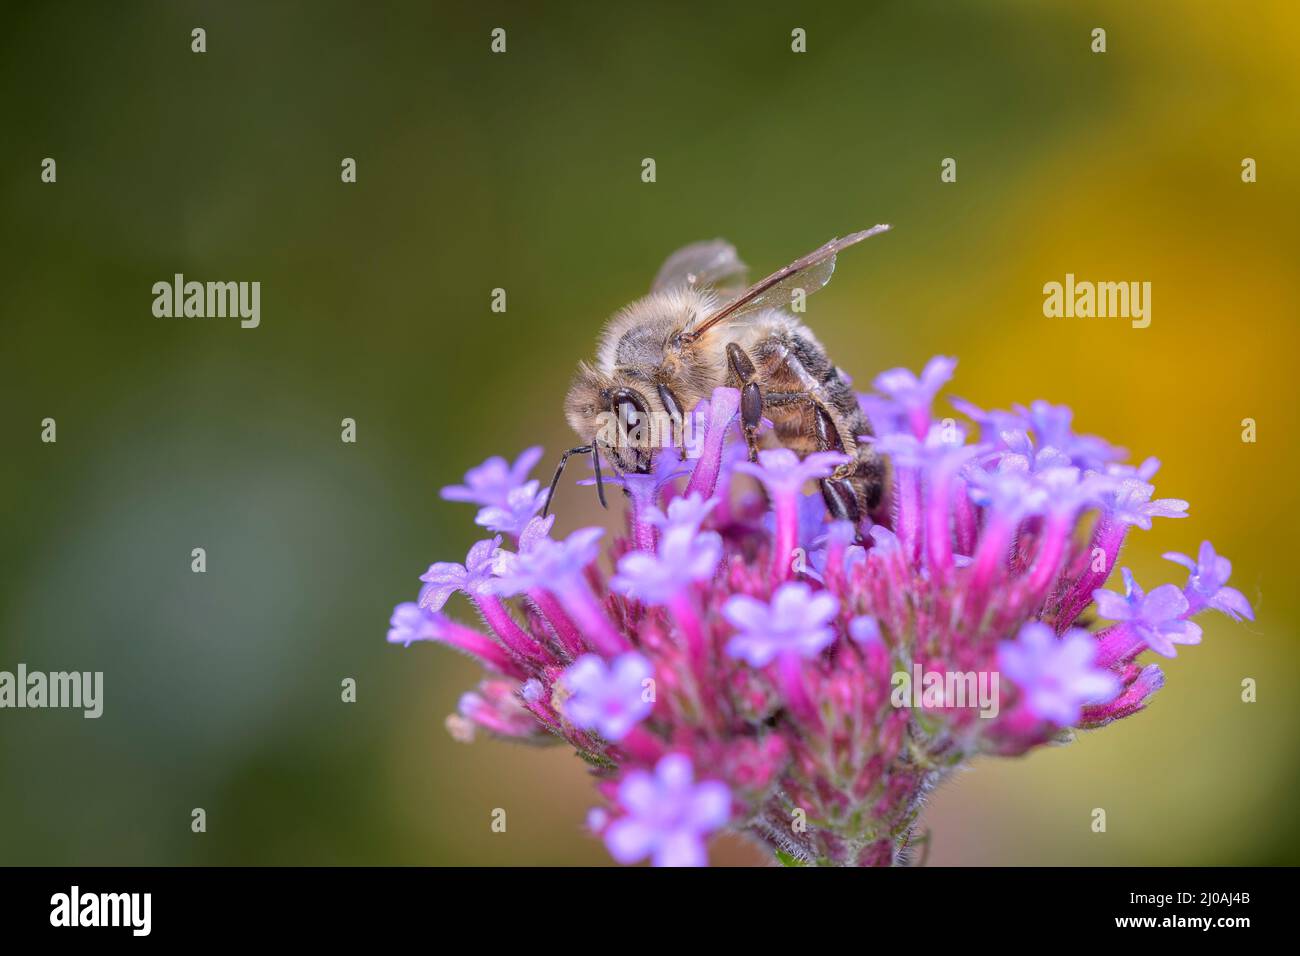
[{"left": 564, "top": 363, "right": 655, "bottom": 474}]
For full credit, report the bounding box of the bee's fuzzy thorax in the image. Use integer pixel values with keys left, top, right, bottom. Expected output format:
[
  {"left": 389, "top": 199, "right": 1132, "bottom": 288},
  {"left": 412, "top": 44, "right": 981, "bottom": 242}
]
[{"left": 595, "top": 286, "right": 722, "bottom": 376}]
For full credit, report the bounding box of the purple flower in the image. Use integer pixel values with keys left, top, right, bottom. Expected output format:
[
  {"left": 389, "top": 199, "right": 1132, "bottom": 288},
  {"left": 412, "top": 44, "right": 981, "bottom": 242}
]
[
  {"left": 724, "top": 582, "right": 839, "bottom": 666},
  {"left": 604, "top": 754, "right": 731, "bottom": 867},
  {"left": 441, "top": 446, "right": 543, "bottom": 507},
  {"left": 655, "top": 445, "right": 699, "bottom": 486},
  {"left": 1093, "top": 568, "right": 1202, "bottom": 657},
  {"left": 517, "top": 513, "right": 555, "bottom": 551},
  {"left": 735, "top": 447, "right": 847, "bottom": 497},
  {"left": 1101, "top": 478, "right": 1188, "bottom": 530},
  {"left": 964, "top": 455, "right": 1049, "bottom": 520},
  {"left": 490, "top": 526, "right": 604, "bottom": 596},
  {"left": 611, "top": 525, "right": 723, "bottom": 605},
  {"left": 995, "top": 429, "right": 1037, "bottom": 460},
  {"left": 868, "top": 523, "right": 901, "bottom": 553},
  {"left": 1034, "top": 464, "right": 1114, "bottom": 516},
  {"left": 805, "top": 518, "right": 867, "bottom": 582},
  {"left": 386, "top": 602, "right": 439, "bottom": 647},
  {"left": 473, "top": 481, "right": 547, "bottom": 536},
  {"left": 520, "top": 678, "right": 545, "bottom": 704},
  {"left": 457, "top": 680, "right": 540, "bottom": 738},
  {"left": 849, "top": 614, "right": 881, "bottom": 645},
  {"left": 997, "top": 623, "right": 1121, "bottom": 725},
  {"left": 1023, "top": 401, "right": 1074, "bottom": 447},
  {"left": 578, "top": 454, "right": 691, "bottom": 498},
  {"left": 684, "top": 387, "right": 742, "bottom": 500},
  {"left": 560, "top": 652, "right": 654, "bottom": 741},
  {"left": 1018, "top": 400, "right": 1126, "bottom": 470},
  {"left": 1164, "top": 540, "right": 1254, "bottom": 622},
  {"left": 950, "top": 397, "right": 1031, "bottom": 444},
  {"left": 762, "top": 490, "right": 834, "bottom": 555},
  {"left": 393, "top": 358, "right": 1255, "bottom": 867},
  {"left": 418, "top": 536, "right": 501, "bottom": 611},
  {"left": 953, "top": 399, "right": 1124, "bottom": 471},
  {"left": 873, "top": 356, "right": 957, "bottom": 413},
  {"left": 1106, "top": 456, "right": 1162, "bottom": 482},
  {"left": 977, "top": 432, "right": 1114, "bottom": 516},
  {"left": 864, "top": 356, "right": 958, "bottom": 439},
  {"left": 857, "top": 393, "right": 907, "bottom": 437},
  {"left": 386, "top": 604, "right": 523, "bottom": 677},
  {"left": 873, "top": 421, "right": 975, "bottom": 468},
  {"left": 738, "top": 450, "right": 848, "bottom": 581},
  {"left": 644, "top": 493, "right": 717, "bottom": 534}
]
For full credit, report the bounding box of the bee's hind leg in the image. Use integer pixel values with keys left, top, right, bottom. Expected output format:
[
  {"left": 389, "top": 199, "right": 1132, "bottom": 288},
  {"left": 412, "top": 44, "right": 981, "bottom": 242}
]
[
  {"left": 819, "top": 477, "right": 861, "bottom": 525},
  {"left": 725, "top": 343, "right": 763, "bottom": 463}
]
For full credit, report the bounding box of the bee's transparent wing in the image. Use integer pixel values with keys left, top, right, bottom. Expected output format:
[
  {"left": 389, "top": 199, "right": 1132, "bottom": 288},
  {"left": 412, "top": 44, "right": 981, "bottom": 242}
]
[
  {"left": 684, "top": 225, "right": 891, "bottom": 339},
  {"left": 651, "top": 239, "right": 749, "bottom": 297}
]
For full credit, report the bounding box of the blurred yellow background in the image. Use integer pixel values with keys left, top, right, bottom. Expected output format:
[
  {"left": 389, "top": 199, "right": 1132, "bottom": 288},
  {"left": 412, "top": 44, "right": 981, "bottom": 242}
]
[{"left": 1, "top": 1, "right": 1296, "bottom": 865}]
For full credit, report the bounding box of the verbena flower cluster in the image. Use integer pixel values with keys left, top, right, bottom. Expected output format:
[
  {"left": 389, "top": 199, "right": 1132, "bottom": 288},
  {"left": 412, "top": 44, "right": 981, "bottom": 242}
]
[{"left": 386, "top": 357, "right": 1251, "bottom": 866}]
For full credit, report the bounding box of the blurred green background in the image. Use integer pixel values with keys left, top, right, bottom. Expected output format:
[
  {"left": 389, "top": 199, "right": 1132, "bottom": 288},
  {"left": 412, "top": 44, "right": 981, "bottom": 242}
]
[{"left": 1, "top": 0, "right": 1296, "bottom": 865}]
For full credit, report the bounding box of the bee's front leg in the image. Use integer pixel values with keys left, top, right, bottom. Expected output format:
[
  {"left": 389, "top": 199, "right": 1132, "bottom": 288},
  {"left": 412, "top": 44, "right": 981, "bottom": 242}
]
[
  {"left": 656, "top": 383, "right": 688, "bottom": 461},
  {"left": 543, "top": 443, "right": 607, "bottom": 516},
  {"left": 725, "top": 343, "right": 763, "bottom": 463}
]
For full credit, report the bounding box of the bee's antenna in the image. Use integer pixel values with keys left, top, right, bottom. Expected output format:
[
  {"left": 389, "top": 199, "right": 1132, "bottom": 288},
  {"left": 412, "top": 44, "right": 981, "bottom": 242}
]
[{"left": 543, "top": 444, "right": 601, "bottom": 518}]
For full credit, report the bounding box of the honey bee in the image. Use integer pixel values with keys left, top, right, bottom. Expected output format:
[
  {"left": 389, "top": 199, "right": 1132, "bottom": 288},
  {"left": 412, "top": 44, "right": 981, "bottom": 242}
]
[{"left": 547, "top": 226, "right": 891, "bottom": 524}]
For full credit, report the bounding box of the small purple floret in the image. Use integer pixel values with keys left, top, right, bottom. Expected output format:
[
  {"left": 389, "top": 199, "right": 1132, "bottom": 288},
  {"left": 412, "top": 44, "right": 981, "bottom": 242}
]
[
  {"left": 603, "top": 754, "right": 731, "bottom": 867},
  {"left": 1093, "top": 568, "right": 1202, "bottom": 657},
  {"left": 561, "top": 652, "right": 654, "bottom": 741},
  {"left": 998, "top": 623, "right": 1121, "bottom": 725},
  {"left": 724, "top": 582, "right": 839, "bottom": 667}
]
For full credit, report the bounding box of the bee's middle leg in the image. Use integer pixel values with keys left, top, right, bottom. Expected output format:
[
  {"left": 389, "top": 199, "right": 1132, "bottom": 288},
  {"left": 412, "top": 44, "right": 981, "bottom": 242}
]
[
  {"left": 725, "top": 343, "right": 763, "bottom": 463},
  {"left": 765, "top": 390, "right": 862, "bottom": 525}
]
